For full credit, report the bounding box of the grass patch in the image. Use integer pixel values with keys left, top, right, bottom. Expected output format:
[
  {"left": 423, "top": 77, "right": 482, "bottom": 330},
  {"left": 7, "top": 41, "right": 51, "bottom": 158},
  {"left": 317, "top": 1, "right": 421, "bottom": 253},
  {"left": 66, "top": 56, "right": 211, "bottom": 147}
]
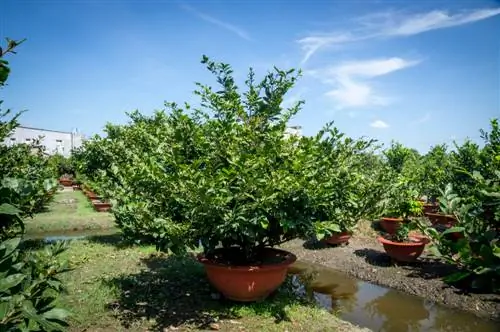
[
  {"left": 33, "top": 236, "right": 365, "bottom": 331},
  {"left": 24, "top": 189, "right": 115, "bottom": 234}
]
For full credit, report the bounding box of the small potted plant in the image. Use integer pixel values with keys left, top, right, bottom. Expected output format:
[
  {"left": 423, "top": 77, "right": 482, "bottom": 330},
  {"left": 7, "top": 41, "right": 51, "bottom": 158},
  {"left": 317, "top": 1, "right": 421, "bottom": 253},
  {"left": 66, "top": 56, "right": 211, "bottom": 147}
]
[{"left": 377, "top": 220, "right": 429, "bottom": 262}]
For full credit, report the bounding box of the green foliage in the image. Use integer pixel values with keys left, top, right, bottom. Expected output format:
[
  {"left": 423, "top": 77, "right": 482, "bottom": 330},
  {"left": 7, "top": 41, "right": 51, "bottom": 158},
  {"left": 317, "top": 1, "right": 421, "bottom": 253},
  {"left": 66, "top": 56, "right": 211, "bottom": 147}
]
[
  {"left": 75, "top": 57, "right": 385, "bottom": 263},
  {"left": 46, "top": 155, "right": 75, "bottom": 178},
  {"left": 0, "top": 237, "right": 71, "bottom": 331},
  {"left": 422, "top": 171, "right": 500, "bottom": 293},
  {"left": 380, "top": 174, "right": 423, "bottom": 219},
  {"left": 383, "top": 141, "right": 420, "bottom": 175},
  {"left": 390, "top": 221, "right": 412, "bottom": 243},
  {"left": 0, "top": 38, "right": 71, "bottom": 330},
  {"left": 0, "top": 39, "right": 58, "bottom": 236},
  {"left": 419, "top": 144, "right": 452, "bottom": 200}
]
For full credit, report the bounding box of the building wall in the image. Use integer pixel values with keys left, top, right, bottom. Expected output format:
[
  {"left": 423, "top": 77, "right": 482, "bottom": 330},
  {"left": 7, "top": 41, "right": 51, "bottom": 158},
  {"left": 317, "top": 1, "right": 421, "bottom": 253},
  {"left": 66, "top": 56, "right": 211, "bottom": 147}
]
[
  {"left": 284, "top": 126, "right": 302, "bottom": 139},
  {"left": 3, "top": 126, "right": 85, "bottom": 157}
]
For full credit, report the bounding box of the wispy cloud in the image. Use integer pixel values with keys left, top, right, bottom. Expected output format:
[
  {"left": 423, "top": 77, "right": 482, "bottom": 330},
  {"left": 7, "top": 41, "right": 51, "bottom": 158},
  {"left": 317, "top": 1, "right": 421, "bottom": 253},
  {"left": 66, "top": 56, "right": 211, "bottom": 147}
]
[
  {"left": 309, "top": 57, "right": 421, "bottom": 109},
  {"left": 297, "top": 7, "right": 500, "bottom": 64},
  {"left": 370, "top": 120, "right": 390, "bottom": 129},
  {"left": 413, "top": 112, "right": 431, "bottom": 124},
  {"left": 180, "top": 4, "right": 252, "bottom": 41}
]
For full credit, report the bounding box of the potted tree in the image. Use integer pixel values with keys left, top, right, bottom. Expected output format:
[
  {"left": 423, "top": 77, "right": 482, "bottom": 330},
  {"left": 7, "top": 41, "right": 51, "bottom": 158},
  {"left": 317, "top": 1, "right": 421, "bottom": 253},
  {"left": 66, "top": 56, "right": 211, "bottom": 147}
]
[
  {"left": 151, "top": 57, "right": 375, "bottom": 302},
  {"left": 379, "top": 178, "right": 423, "bottom": 234},
  {"left": 425, "top": 184, "right": 459, "bottom": 228},
  {"left": 377, "top": 221, "right": 430, "bottom": 262},
  {"left": 314, "top": 158, "right": 389, "bottom": 246}
]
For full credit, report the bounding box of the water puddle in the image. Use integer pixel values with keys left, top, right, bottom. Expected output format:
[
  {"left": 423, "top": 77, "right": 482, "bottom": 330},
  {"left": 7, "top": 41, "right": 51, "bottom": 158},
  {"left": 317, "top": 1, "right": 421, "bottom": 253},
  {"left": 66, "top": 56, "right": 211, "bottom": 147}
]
[
  {"left": 288, "top": 260, "right": 499, "bottom": 332},
  {"left": 24, "top": 228, "right": 119, "bottom": 243}
]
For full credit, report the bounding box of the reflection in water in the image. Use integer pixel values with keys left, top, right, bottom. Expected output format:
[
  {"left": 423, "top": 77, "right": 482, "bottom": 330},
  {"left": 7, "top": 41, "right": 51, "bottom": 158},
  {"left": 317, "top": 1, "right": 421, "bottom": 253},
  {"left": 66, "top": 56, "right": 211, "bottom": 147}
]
[{"left": 288, "top": 260, "right": 499, "bottom": 332}]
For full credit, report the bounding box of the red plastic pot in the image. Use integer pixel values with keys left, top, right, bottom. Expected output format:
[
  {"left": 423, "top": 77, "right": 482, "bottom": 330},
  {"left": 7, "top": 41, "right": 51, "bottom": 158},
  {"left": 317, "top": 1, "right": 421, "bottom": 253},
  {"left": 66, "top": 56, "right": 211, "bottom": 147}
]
[
  {"left": 324, "top": 232, "right": 352, "bottom": 245},
  {"left": 377, "top": 235, "right": 430, "bottom": 262},
  {"left": 198, "top": 248, "right": 296, "bottom": 302},
  {"left": 380, "top": 217, "right": 403, "bottom": 234}
]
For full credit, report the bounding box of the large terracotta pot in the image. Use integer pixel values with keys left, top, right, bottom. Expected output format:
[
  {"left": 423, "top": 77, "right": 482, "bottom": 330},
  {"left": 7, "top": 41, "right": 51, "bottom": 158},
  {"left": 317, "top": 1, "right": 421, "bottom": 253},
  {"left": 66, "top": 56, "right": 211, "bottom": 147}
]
[
  {"left": 59, "top": 178, "right": 73, "bottom": 187},
  {"left": 324, "top": 232, "right": 352, "bottom": 245},
  {"left": 198, "top": 247, "right": 297, "bottom": 302},
  {"left": 85, "top": 190, "right": 100, "bottom": 200},
  {"left": 377, "top": 236, "right": 429, "bottom": 262},
  {"left": 423, "top": 203, "right": 439, "bottom": 214},
  {"left": 380, "top": 217, "right": 403, "bottom": 234},
  {"left": 425, "top": 213, "right": 463, "bottom": 240},
  {"left": 424, "top": 213, "right": 456, "bottom": 227},
  {"left": 92, "top": 201, "right": 111, "bottom": 212}
]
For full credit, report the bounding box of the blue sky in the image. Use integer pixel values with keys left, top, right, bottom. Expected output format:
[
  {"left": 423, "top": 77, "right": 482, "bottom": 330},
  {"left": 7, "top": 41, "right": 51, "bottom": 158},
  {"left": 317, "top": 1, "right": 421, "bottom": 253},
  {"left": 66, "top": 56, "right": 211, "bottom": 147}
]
[{"left": 1, "top": 0, "right": 499, "bottom": 152}]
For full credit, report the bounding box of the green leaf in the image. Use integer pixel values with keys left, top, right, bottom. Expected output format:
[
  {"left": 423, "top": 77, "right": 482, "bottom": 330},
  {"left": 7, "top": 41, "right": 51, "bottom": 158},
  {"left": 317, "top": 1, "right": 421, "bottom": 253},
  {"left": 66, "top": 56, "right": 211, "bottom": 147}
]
[
  {"left": 441, "top": 227, "right": 465, "bottom": 236},
  {"left": 43, "top": 308, "right": 70, "bottom": 321},
  {"left": 0, "top": 203, "right": 21, "bottom": 216},
  {"left": 0, "top": 273, "right": 25, "bottom": 292},
  {"left": 443, "top": 271, "right": 471, "bottom": 283},
  {"left": 0, "top": 301, "right": 12, "bottom": 320}
]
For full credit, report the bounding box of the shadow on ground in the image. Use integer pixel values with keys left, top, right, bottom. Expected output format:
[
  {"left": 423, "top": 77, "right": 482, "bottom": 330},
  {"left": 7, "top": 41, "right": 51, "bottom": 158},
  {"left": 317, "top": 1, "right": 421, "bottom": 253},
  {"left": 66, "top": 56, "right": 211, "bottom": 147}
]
[
  {"left": 353, "top": 247, "right": 458, "bottom": 279},
  {"left": 104, "top": 253, "right": 315, "bottom": 330}
]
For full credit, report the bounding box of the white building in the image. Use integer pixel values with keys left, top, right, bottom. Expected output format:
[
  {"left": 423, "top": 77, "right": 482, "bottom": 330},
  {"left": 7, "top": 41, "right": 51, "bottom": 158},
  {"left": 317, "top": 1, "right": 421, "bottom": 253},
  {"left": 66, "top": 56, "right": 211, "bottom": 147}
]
[
  {"left": 3, "top": 126, "right": 85, "bottom": 157},
  {"left": 284, "top": 125, "right": 302, "bottom": 139}
]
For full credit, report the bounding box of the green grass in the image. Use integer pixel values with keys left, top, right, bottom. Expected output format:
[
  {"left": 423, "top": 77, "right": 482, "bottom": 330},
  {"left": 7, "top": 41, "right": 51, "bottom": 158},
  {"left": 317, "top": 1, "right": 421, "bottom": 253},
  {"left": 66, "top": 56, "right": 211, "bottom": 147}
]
[
  {"left": 24, "top": 190, "right": 115, "bottom": 234},
  {"left": 30, "top": 236, "right": 367, "bottom": 331}
]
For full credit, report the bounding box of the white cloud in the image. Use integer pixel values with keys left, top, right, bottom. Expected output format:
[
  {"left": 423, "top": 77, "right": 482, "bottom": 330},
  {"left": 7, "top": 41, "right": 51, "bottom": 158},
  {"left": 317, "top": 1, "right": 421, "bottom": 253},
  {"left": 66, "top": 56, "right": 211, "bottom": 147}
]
[
  {"left": 370, "top": 120, "right": 390, "bottom": 129},
  {"left": 383, "top": 8, "right": 500, "bottom": 36},
  {"left": 311, "top": 57, "right": 420, "bottom": 108},
  {"left": 297, "top": 33, "right": 356, "bottom": 65},
  {"left": 297, "top": 7, "right": 500, "bottom": 63},
  {"left": 180, "top": 4, "right": 252, "bottom": 41}
]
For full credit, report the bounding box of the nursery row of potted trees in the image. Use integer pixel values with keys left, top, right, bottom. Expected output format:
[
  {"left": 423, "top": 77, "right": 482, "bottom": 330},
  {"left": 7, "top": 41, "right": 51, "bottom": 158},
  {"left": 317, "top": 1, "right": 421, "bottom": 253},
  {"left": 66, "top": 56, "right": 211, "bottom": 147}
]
[
  {"left": 70, "top": 57, "right": 499, "bottom": 302},
  {"left": 80, "top": 184, "right": 112, "bottom": 212}
]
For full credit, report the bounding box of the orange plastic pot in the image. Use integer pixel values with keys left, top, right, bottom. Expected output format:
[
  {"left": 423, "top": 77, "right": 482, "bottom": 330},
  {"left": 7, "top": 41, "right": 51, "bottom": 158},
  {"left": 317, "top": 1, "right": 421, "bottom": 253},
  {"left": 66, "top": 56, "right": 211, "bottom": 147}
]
[
  {"left": 324, "top": 232, "right": 352, "bottom": 245},
  {"left": 198, "top": 248, "right": 297, "bottom": 302},
  {"left": 377, "top": 235, "right": 430, "bottom": 262},
  {"left": 380, "top": 217, "right": 403, "bottom": 234}
]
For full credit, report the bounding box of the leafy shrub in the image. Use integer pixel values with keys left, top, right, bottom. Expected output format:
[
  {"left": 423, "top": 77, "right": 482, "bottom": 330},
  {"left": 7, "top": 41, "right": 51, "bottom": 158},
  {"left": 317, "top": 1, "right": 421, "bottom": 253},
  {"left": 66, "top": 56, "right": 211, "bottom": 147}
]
[
  {"left": 422, "top": 171, "right": 500, "bottom": 293},
  {"left": 76, "top": 56, "right": 386, "bottom": 263},
  {"left": 0, "top": 38, "right": 71, "bottom": 330},
  {"left": 0, "top": 237, "right": 71, "bottom": 331}
]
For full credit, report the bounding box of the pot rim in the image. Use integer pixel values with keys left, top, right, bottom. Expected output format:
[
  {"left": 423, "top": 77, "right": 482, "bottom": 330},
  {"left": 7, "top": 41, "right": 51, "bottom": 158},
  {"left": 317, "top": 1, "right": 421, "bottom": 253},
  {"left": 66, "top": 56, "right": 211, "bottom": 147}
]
[
  {"left": 380, "top": 217, "right": 404, "bottom": 222},
  {"left": 377, "top": 235, "right": 430, "bottom": 246},
  {"left": 197, "top": 247, "right": 297, "bottom": 271},
  {"left": 424, "top": 212, "right": 456, "bottom": 219}
]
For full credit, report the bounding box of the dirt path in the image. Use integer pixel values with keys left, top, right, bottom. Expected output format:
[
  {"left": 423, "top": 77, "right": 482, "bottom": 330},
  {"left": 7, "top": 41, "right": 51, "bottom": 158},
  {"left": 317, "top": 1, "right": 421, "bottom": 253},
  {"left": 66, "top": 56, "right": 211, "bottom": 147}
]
[{"left": 281, "top": 236, "right": 500, "bottom": 322}]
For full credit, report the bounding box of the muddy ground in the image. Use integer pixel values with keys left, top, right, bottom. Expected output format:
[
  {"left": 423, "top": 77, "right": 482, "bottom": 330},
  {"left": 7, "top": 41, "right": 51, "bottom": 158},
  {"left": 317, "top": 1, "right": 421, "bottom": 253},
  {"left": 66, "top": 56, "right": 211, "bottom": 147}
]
[{"left": 281, "top": 235, "right": 500, "bottom": 322}]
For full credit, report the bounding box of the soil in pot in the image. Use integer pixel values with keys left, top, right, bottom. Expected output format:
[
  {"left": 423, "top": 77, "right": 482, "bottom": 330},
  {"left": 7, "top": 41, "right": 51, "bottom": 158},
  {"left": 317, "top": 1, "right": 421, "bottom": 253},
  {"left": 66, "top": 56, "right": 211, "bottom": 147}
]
[
  {"left": 324, "top": 232, "right": 352, "bottom": 245},
  {"left": 379, "top": 217, "right": 403, "bottom": 234},
  {"left": 198, "top": 247, "right": 297, "bottom": 302},
  {"left": 423, "top": 203, "right": 440, "bottom": 214},
  {"left": 377, "top": 235, "right": 430, "bottom": 262}
]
